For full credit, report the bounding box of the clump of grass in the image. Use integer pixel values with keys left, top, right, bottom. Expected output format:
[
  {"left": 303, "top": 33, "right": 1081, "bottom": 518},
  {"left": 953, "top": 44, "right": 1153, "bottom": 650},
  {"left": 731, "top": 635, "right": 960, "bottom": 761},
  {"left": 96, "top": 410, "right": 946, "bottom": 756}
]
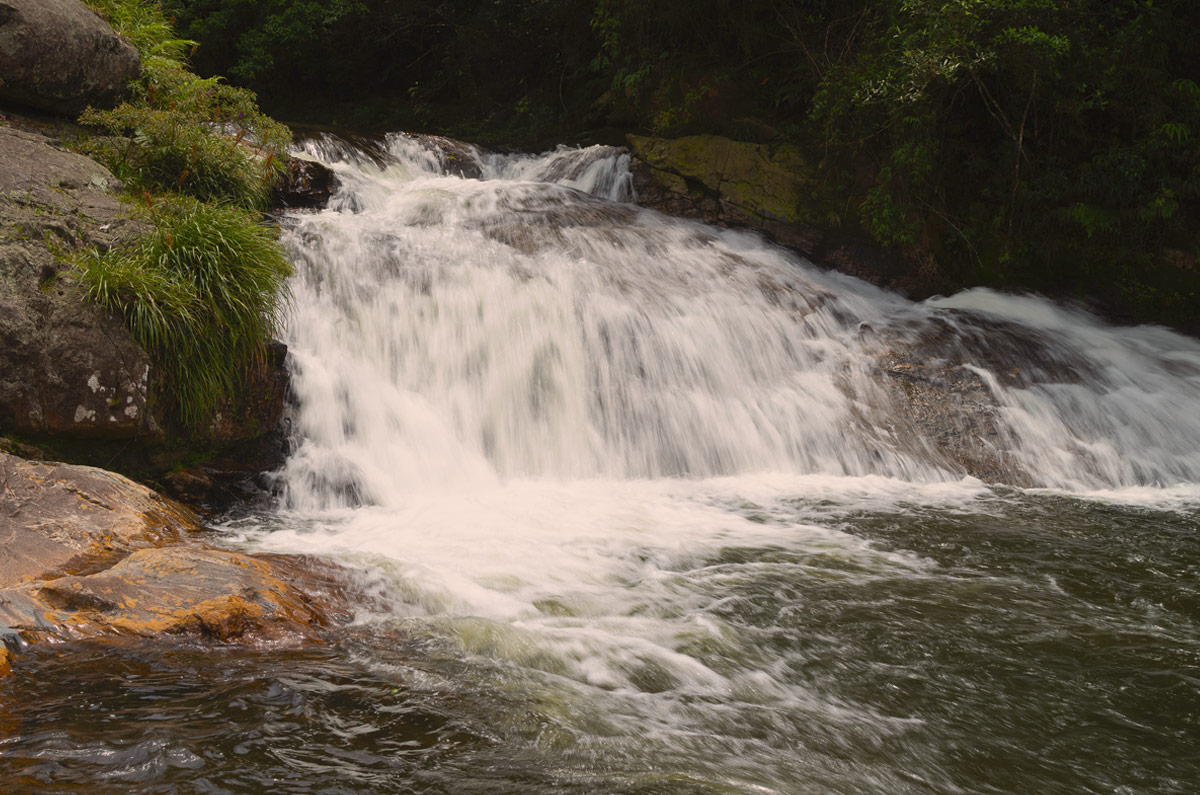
[
  {"left": 65, "top": 1, "right": 296, "bottom": 430},
  {"left": 74, "top": 195, "right": 292, "bottom": 428},
  {"left": 79, "top": 0, "right": 290, "bottom": 209}
]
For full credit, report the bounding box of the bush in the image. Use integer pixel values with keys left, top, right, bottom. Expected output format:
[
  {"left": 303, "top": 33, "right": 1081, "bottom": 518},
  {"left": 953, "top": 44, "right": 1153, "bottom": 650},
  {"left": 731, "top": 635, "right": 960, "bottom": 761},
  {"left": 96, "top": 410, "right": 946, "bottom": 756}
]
[
  {"left": 80, "top": 0, "right": 290, "bottom": 208},
  {"left": 73, "top": 195, "right": 292, "bottom": 428}
]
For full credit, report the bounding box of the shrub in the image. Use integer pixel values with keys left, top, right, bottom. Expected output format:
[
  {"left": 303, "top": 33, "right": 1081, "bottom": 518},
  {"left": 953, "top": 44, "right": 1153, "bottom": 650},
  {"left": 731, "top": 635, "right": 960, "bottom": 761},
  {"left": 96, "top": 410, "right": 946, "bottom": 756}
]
[
  {"left": 73, "top": 195, "right": 292, "bottom": 428},
  {"left": 80, "top": 0, "right": 291, "bottom": 209}
]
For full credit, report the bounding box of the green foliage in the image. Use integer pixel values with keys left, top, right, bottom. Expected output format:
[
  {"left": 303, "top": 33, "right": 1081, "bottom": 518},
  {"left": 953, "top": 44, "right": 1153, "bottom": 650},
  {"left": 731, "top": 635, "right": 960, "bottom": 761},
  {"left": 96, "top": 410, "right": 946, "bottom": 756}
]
[
  {"left": 161, "top": 0, "right": 600, "bottom": 143},
  {"left": 804, "top": 0, "right": 1200, "bottom": 323},
  {"left": 73, "top": 196, "right": 292, "bottom": 428},
  {"left": 80, "top": 0, "right": 290, "bottom": 208},
  {"left": 84, "top": 0, "right": 178, "bottom": 57},
  {"left": 69, "top": 1, "right": 296, "bottom": 427}
]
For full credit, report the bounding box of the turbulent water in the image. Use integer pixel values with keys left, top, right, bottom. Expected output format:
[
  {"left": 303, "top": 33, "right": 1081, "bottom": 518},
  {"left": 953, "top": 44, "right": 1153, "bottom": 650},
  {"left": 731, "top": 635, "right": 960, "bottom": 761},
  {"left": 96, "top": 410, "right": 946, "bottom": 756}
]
[{"left": 2, "top": 136, "right": 1198, "bottom": 794}]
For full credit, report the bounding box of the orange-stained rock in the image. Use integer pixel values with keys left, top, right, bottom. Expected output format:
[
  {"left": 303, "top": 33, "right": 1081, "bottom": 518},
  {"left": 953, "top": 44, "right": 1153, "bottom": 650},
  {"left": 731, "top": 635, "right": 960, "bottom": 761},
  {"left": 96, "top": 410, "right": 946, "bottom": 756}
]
[
  {"left": 0, "top": 546, "right": 337, "bottom": 644},
  {"left": 0, "top": 452, "right": 352, "bottom": 675},
  {"left": 0, "top": 451, "right": 199, "bottom": 587}
]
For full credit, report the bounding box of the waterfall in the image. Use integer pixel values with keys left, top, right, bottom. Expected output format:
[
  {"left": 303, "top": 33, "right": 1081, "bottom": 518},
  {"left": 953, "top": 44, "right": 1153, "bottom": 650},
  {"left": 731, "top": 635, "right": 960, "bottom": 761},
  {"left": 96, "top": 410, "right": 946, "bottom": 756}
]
[
  {"left": 278, "top": 133, "right": 1200, "bottom": 512},
  {"left": 179, "top": 133, "right": 1200, "bottom": 794}
]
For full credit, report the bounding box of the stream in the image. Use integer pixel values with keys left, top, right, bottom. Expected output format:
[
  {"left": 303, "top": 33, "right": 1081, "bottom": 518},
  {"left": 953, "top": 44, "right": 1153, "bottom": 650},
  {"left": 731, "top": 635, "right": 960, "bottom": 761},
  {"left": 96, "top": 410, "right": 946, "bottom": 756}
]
[{"left": 1, "top": 137, "right": 1197, "bottom": 794}]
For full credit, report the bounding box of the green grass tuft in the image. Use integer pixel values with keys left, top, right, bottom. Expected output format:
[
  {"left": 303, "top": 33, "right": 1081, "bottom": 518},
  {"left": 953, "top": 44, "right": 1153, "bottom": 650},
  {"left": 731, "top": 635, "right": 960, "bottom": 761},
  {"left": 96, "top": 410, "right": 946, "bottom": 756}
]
[{"left": 73, "top": 195, "right": 292, "bottom": 429}]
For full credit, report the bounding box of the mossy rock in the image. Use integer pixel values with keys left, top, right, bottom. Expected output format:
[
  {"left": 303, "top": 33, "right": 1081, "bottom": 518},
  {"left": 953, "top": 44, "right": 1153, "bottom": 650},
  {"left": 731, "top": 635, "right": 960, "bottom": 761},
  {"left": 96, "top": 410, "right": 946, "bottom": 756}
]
[{"left": 628, "top": 134, "right": 819, "bottom": 226}]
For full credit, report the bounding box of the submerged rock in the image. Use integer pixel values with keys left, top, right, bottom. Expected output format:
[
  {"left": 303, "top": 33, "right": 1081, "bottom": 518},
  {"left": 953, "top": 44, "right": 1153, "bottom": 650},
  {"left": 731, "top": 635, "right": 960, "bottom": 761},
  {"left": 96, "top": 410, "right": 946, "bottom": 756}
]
[
  {"left": 0, "top": 452, "right": 349, "bottom": 673},
  {"left": 0, "top": 0, "right": 140, "bottom": 116}
]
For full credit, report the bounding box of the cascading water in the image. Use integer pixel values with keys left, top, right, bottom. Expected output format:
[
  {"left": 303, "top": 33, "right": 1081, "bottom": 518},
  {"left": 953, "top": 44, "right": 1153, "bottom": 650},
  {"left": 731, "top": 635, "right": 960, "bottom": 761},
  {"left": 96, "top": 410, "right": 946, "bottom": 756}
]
[
  {"left": 5, "top": 135, "right": 1196, "bottom": 793},
  {"left": 278, "top": 134, "right": 1200, "bottom": 498}
]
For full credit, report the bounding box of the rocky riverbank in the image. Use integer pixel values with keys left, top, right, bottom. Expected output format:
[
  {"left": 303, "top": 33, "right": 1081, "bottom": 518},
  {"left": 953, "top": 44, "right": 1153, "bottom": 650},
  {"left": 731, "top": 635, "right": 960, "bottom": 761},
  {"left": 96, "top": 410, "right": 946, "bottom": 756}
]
[
  {"left": 0, "top": 0, "right": 345, "bottom": 677},
  {"left": 0, "top": 116, "right": 294, "bottom": 503}
]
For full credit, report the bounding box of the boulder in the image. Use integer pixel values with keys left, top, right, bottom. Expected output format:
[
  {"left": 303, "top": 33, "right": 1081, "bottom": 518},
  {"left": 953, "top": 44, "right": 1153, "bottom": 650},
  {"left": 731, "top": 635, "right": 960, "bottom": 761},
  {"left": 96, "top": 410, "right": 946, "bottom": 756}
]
[
  {"left": 408, "top": 133, "right": 485, "bottom": 179},
  {"left": 0, "top": 450, "right": 198, "bottom": 588},
  {"left": 0, "top": 125, "right": 157, "bottom": 441},
  {"left": 277, "top": 155, "right": 336, "bottom": 209},
  {"left": 0, "top": 451, "right": 349, "bottom": 673},
  {"left": 626, "top": 134, "right": 950, "bottom": 297},
  {"left": 628, "top": 133, "right": 825, "bottom": 255},
  {"left": 2, "top": 546, "right": 334, "bottom": 643},
  {"left": 0, "top": 0, "right": 140, "bottom": 116},
  {"left": 0, "top": 122, "right": 292, "bottom": 496}
]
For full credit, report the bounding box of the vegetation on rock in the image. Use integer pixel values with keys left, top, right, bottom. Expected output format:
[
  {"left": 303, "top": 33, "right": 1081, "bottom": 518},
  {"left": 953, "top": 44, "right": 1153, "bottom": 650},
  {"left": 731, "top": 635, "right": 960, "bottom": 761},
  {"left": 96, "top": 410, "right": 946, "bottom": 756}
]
[
  {"left": 81, "top": 0, "right": 290, "bottom": 208},
  {"left": 69, "top": 0, "right": 293, "bottom": 431},
  {"left": 73, "top": 195, "right": 291, "bottom": 428}
]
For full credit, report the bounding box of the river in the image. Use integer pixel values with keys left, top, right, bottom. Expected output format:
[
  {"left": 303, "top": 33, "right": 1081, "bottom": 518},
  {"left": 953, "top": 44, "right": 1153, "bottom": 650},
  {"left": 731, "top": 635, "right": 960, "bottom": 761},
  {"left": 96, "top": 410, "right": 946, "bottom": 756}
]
[{"left": 1, "top": 137, "right": 1197, "bottom": 793}]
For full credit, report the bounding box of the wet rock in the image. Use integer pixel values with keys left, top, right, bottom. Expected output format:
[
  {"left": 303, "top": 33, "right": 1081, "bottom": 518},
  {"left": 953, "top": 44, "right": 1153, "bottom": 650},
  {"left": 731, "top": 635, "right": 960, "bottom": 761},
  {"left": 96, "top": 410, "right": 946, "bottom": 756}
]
[
  {"left": 0, "top": 630, "right": 14, "bottom": 675},
  {"left": 862, "top": 310, "right": 1099, "bottom": 484},
  {"left": 4, "top": 546, "right": 333, "bottom": 642},
  {"left": 277, "top": 156, "right": 335, "bottom": 209},
  {"left": 408, "top": 133, "right": 485, "bottom": 179},
  {"left": 870, "top": 350, "right": 1026, "bottom": 485},
  {"left": 0, "top": 452, "right": 351, "bottom": 674},
  {"left": 161, "top": 467, "right": 214, "bottom": 503},
  {"left": 0, "top": 0, "right": 140, "bottom": 116},
  {"left": 0, "top": 451, "right": 198, "bottom": 587}
]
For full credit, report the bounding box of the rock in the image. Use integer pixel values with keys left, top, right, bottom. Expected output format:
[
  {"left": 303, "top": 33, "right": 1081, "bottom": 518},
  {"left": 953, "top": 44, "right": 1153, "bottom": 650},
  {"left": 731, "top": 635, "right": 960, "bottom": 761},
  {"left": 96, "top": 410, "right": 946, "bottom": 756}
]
[
  {"left": 0, "top": 0, "right": 140, "bottom": 116},
  {"left": 408, "top": 133, "right": 485, "bottom": 179},
  {"left": 0, "top": 452, "right": 350, "bottom": 674},
  {"left": 2, "top": 546, "right": 333, "bottom": 643},
  {"left": 861, "top": 310, "right": 1099, "bottom": 484},
  {"left": 0, "top": 122, "right": 291, "bottom": 491},
  {"left": 870, "top": 349, "right": 1023, "bottom": 484},
  {"left": 626, "top": 133, "right": 947, "bottom": 297},
  {"left": 161, "top": 467, "right": 214, "bottom": 503},
  {"left": 277, "top": 155, "right": 335, "bottom": 209},
  {"left": 628, "top": 133, "right": 825, "bottom": 254},
  {"left": 0, "top": 125, "right": 156, "bottom": 442},
  {"left": 205, "top": 339, "right": 290, "bottom": 446},
  {"left": 0, "top": 451, "right": 198, "bottom": 588}
]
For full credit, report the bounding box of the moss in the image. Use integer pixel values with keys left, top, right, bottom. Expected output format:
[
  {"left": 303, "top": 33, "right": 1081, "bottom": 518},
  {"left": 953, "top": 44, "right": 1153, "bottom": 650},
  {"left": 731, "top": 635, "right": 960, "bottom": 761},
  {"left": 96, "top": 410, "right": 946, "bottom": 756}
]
[{"left": 629, "top": 134, "right": 825, "bottom": 227}]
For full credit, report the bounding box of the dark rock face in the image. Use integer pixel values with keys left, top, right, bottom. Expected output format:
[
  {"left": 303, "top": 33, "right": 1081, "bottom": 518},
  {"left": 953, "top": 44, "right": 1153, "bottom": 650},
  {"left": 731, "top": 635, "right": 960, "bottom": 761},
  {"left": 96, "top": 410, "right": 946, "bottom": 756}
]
[
  {"left": 0, "top": 126, "right": 157, "bottom": 441},
  {"left": 277, "top": 157, "right": 335, "bottom": 208},
  {"left": 0, "top": 123, "right": 291, "bottom": 498},
  {"left": 0, "top": 0, "right": 140, "bottom": 116}
]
